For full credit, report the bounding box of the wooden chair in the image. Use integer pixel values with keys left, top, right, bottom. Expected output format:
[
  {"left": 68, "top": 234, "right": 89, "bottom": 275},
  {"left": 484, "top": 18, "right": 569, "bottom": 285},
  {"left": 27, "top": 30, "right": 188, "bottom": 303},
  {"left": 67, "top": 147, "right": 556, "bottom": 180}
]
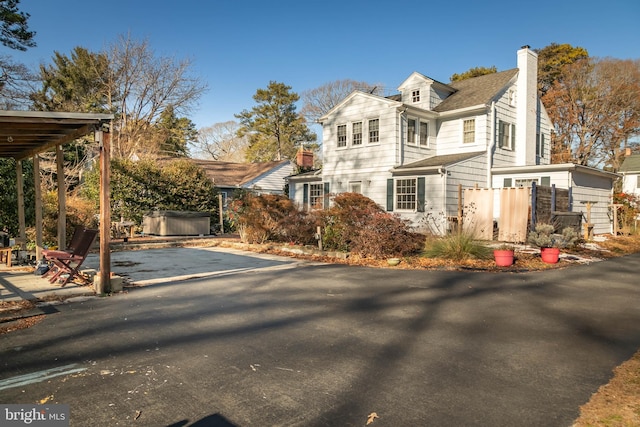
[{"left": 42, "top": 227, "right": 98, "bottom": 286}]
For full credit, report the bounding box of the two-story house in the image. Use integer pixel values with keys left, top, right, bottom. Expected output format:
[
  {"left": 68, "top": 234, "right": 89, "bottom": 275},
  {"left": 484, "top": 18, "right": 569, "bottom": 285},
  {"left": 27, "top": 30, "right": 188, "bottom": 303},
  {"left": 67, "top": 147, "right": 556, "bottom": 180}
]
[{"left": 289, "top": 47, "right": 617, "bottom": 235}]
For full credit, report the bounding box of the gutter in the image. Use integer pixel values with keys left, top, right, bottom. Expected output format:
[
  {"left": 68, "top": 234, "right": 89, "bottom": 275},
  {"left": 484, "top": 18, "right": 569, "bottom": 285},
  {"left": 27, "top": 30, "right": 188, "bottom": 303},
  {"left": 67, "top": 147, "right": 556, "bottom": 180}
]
[{"left": 487, "top": 101, "right": 496, "bottom": 187}]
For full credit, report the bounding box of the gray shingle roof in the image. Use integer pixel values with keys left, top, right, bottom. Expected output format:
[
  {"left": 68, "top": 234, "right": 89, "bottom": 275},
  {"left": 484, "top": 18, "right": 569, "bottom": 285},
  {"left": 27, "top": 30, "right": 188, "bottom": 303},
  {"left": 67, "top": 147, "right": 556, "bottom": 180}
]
[
  {"left": 394, "top": 152, "right": 486, "bottom": 170},
  {"left": 620, "top": 154, "right": 640, "bottom": 173},
  {"left": 191, "top": 159, "right": 290, "bottom": 187},
  {"left": 432, "top": 69, "right": 518, "bottom": 112}
]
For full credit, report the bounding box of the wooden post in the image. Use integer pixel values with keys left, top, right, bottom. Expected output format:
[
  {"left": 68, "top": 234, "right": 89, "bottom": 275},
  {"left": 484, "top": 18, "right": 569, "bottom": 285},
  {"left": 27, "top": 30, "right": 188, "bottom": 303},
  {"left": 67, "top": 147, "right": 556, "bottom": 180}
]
[
  {"left": 56, "top": 145, "right": 67, "bottom": 250},
  {"left": 33, "top": 155, "right": 43, "bottom": 261},
  {"left": 98, "top": 127, "right": 111, "bottom": 294},
  {"left": 609, "top": 203, "right": 623, "bottom": 236},
  {"left": 457, "top": 184, "right": 463, "bottom": 234},
  {"left": 316, "top": 226, "right": 323, "bottom": 251},
  {"left": 218, "top": 193, "right": 224, "bottom": 234},
  {"left": 16, "top": 161, "right": 26, "bottom": 250}
]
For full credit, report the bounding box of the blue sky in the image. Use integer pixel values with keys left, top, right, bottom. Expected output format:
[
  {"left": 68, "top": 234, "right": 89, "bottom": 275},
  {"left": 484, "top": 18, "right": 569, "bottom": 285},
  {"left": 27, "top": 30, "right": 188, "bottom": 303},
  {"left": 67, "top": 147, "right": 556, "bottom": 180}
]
[{"left": 9, "top": 0, "right": 640, "bottom": 130}]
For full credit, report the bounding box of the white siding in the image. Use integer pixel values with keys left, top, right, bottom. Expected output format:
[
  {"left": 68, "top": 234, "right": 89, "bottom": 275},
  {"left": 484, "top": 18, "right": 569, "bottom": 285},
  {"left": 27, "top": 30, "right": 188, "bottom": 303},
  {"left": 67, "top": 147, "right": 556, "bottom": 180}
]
[
  {"left": 448, "top": 155, "right": 488, "bottom": 216},
  {"left": 246, "top": 162, "right": 295, "bottom": 194},
  {"left": 322, "top": 94, "right": 399, "bottom": 194},
  {"left": 436, "top": 114, "right": 488, "bottom": 156},
  {"left": 622, "top": 173, "right": 640, "bottom": 197}
]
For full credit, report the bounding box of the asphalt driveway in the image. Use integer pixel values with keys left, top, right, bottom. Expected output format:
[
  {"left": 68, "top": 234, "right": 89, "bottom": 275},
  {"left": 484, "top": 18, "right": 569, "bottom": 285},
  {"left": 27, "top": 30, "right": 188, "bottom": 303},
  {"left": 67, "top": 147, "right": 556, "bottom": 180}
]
[{"left": 1, "top": 248, "right": 639, "bottom": 426}]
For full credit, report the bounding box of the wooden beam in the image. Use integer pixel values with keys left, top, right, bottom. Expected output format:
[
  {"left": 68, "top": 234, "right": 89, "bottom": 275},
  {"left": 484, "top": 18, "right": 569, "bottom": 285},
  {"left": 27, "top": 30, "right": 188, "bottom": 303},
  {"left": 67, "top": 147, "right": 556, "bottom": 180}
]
[
  {"left": 56, "top": 145, "right": 67, "bottom": 250},
  {"left": 16, "top": 160, "right": 26, "bottom": 250},
  {"left": 33, "top": 155, "right": 43, "bottom": 260},
  {"left": 98, "top": 128, "right": 111, "bottom": 293}
]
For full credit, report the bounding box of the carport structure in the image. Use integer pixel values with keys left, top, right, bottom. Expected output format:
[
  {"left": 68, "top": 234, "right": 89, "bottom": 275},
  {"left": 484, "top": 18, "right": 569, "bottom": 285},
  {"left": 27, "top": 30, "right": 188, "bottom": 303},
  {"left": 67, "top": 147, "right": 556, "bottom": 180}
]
[{"left": 0, "top": 110, "right": 114, "bottom": 290}]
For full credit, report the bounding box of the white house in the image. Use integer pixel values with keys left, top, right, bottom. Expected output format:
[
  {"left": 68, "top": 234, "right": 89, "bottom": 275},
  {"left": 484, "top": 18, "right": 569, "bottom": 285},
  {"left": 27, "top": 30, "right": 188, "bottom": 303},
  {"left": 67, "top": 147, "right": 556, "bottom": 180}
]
[
  {"left": 193, "top": 159, "right": 294, "bottom": 202},
  {"left": 289, "top": 47, "right": 617, "bottom": 235},
  {"left": 620, "top": 153, "right": 640, "bottom": 198}
]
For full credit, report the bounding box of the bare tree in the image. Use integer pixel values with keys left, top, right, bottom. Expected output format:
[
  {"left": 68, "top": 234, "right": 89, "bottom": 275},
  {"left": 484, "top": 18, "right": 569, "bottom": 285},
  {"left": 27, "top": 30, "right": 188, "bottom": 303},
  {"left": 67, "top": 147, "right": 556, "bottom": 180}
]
[
  {"left": 0, "top": 54, "right": 37, "bottom": 109},
  {"left": 301, "top": 79, "right": 383, "bottom": 123},
  {"left": 192, "top": 121, "right": 249, "bottom": 162},
  {"left": 106, "top": 34, "right": 208, "bottom": 159},
  {"left": 543, "top": 57, "right": 640, "bottom": 170}
]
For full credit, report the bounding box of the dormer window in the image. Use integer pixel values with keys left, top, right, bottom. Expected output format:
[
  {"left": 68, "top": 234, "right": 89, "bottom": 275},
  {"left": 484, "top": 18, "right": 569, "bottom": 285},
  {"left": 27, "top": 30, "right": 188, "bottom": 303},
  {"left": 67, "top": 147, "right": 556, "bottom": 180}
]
[{"left": 412, "top": 90, "right": 420, "bottom": 103}]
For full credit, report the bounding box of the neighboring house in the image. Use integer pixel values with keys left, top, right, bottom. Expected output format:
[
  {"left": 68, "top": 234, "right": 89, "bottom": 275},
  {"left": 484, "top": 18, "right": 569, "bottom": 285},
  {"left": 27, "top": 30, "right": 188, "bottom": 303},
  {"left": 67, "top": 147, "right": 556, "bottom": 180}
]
[
  {"left": 193, "top": 159, "right": 294, "bottom": 203},
  {"left": 289, "top": 46, "right": 618, "bottom": 235},
  {"left": 620, "top": 153, "right": 640, "bottom": 198}
]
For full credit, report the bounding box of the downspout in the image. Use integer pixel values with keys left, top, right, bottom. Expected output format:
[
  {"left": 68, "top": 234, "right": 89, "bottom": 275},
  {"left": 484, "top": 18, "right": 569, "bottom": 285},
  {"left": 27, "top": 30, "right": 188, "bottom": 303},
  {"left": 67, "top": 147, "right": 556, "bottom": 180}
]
[
  {"left": 487, "top": 101, "right": 496, "bottom": 188},
  {"left": 398, "top": 107, "right": 408, "bottom": 166},
  {"left": 439, "top": 167, "right": 447, "bottom": 232}
]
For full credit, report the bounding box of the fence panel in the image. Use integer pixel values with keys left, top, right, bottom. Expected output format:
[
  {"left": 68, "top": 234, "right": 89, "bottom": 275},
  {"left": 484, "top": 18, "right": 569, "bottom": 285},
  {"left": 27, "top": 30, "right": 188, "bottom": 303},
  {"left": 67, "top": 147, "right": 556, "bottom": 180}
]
[
  {"left": 499, "top": 187, "right": 530, "bottom": 242},
  {"left": 463, "top": 188, "right": 494, "bottom": 240}
]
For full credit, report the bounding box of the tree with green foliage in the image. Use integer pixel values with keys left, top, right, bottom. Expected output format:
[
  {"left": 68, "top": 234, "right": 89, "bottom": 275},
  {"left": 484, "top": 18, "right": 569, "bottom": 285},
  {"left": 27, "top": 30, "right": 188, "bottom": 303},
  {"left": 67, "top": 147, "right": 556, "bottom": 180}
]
[
  {"left": 154, "top": 106, "right": 197, "bottom": 157},
  {"left": 0, "top": 158, "right": 35, "bottom": 235},
  {"left": 450, "top": 66, "right": 497, "bottom": 82},
  {"left": 534, "top": 42, "right": 589, "bottom": 97},
  {"left": 31, "top": 47, "right": 112, "bottom": 113},
  {"left": 82, "top": 158, "right": 219, "bottom": 226},
  {"left": 0, "top": 0, "right": 35, "bottom": 51},
  {"left": 236, "top": 81, "right": 317, "bottom": 161}
]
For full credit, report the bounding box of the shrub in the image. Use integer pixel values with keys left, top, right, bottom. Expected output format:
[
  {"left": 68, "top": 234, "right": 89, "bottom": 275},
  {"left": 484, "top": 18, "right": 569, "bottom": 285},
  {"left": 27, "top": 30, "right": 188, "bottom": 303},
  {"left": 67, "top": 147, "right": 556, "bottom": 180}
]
[
  {"left": 423, "top": 231, "right": 493, "bottom": 261},
  {"left": 349, "top": 211, "right": 426, "bottom": 258},
  {"left": 527, "top": 223, "right": 578, "bottom": 248},
  {"left": 227, "top": 192, "right": 317, "bottom": 244},
  {"left": 321, "top": 193, "right": 425, "bottom": 258}
]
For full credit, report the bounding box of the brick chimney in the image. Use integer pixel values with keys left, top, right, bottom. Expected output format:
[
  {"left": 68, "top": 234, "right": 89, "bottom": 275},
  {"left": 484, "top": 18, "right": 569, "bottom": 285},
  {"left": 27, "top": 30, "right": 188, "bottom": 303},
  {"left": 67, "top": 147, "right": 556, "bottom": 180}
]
[{"left": 296, "top": 149, "right": 314, "bottom": 168}]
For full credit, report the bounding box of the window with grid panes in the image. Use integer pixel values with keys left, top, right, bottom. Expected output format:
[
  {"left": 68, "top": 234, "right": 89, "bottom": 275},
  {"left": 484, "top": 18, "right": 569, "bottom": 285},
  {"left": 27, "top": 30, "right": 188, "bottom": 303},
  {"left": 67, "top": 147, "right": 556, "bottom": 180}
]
[
  {"left": 337, "top": 125, "right": 347, "bottom": 147},
  {"left": 412, "top": 90, "right": 420, "bottom": 103},
  {"left": 396, "top": 178, "right": 417, "bottom": 210},
  {"left": 463, "top": 119, "right": 475, "bottom": 143},
  {"left": 407, "top": 119, "right": 416, "bottom": 144},
  {"left": 309, "top": 183, "right": 324, "bottom": 208},
  {"left": 368, "top": 119, "right": 379, "bottom": 143},
  {"left": 352, "top": 122, "right": 362, "bottom": 145},
  {"left": 419, "top": 122, "right": 428, "bottom": 146}
]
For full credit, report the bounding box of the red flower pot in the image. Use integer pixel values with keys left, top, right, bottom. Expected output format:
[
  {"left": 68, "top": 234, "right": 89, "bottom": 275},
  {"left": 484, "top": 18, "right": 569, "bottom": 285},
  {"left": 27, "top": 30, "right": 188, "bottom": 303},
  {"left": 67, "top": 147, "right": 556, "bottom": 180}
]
[
  {"left": 493, "top": 249, "right": 515, "bottom": 267},
  {"left": 540, "top": 247, "right": 560, "bottom": 264}
]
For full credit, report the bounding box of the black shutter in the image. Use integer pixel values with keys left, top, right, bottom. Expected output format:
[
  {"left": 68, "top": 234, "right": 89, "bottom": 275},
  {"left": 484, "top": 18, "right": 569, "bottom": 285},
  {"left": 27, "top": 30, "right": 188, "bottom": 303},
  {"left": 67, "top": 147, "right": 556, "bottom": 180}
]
[
  {"left": 303, "top": 184, "right": 309, "bottom": 206},
  {"left": 323, "top": 182, "right": 330, "bottom": 208},
  {"left": 417, "top": 177, "right": 425, "bottom": 212},
  {"left": 386, "top": 179, "right": 394, "bottom": 211}
]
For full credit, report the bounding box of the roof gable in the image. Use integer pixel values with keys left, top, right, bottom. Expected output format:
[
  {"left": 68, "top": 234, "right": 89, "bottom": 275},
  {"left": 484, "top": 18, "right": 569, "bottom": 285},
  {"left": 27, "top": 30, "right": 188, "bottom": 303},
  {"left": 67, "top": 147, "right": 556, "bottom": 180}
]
[
  {"left": 318, "top": 90, "right": 401, "bottom": 122},
  {"left": 433, "top": 69, "right": 518, "bottom": 113},
  {"left": 620, "top": 154, "right": 640, "bottom": 173}
]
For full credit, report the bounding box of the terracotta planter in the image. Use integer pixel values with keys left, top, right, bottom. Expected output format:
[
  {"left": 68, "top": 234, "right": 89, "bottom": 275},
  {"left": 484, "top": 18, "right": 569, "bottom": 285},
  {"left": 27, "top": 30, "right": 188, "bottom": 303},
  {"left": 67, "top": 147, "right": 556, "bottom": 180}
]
[
  {"left": 493, "top": 249, "right": 515, "bottom": 267},
  {"left": 540, "top": 247, "right": 560, "bottom": 264}
]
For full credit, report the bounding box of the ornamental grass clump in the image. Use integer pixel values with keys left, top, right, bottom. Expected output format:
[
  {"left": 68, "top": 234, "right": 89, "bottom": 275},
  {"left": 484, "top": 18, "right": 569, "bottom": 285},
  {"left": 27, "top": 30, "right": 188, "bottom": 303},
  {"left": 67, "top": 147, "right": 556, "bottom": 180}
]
[
  {"left": 423, "top": 230, "right": 493, "bottom": 261},
  {"left": 527, "top": 223, "right": 578, "bottom": 249}
]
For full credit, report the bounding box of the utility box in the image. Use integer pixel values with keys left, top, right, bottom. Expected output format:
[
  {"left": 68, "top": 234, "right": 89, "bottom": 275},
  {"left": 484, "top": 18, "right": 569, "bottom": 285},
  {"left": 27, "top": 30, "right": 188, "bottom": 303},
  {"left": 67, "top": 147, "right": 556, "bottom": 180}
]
[
  {"left": 142, "top": 210, "right": 210, "bottom": 236},
  {"left": 551, "top": 211, "right": 583, "bottom": 235}
]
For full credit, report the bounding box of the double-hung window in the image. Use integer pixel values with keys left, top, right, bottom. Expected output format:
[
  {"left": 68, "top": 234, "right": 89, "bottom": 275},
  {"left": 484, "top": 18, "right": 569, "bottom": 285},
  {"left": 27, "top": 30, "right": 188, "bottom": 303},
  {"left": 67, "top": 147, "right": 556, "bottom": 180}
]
[
  {"left": 337, "top": 125, "right": 347, "bottom": 148},
  {"left": 407, "top": 119, "right": 416, "bottom": 144},
  {"left": 309, "top": 183, "right": 325, "bottom": 208},
  {"left": 499, "top": 121, "right": 516, "bottom": 149},
  {"left": 352, "top": 122, "right": 362, "bottom": 146},
  {"left": 396, "top": 178, "right": 417, "bottom": 210},
  {"left": 368, "top": 119, "right": 379, "bottom": 143},
  {"left": 463, "top": 119, "right": 475, "bottom": 143},
  {"left": 419, "top": 122, "right": 428, "bottom": 146}
]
